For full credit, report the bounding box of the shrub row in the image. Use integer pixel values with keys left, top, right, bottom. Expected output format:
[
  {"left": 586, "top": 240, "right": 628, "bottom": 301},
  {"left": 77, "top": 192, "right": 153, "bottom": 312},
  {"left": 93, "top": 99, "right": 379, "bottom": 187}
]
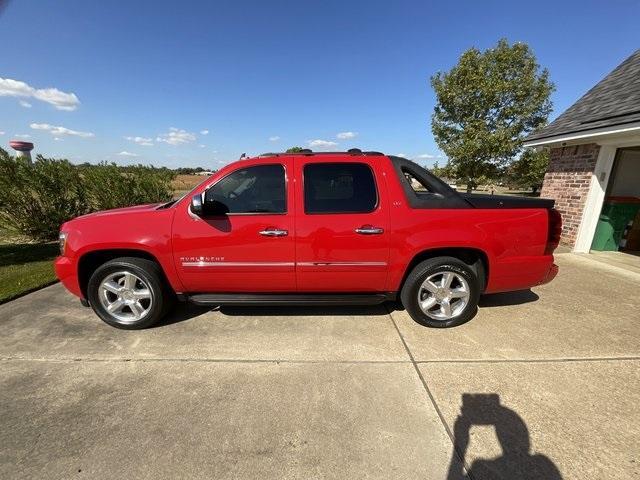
[{"left": 0, "top": 148, "right": 175, "bottom": 241}]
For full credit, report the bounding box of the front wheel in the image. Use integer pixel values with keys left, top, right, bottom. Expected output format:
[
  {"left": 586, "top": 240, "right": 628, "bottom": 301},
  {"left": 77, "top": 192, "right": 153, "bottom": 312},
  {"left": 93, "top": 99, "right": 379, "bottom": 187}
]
[
  {"left": 400, "top": 256, "right": 481, "bottom": 328},
  {"left": 87, "top": 257, "right": 170, "bottom": 329}
]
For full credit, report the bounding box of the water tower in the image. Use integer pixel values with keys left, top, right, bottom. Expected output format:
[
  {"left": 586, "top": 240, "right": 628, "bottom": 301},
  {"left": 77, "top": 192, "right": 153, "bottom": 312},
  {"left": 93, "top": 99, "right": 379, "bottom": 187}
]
[{"left": 9, "top": 140, "right": 34, "bottom": 163}]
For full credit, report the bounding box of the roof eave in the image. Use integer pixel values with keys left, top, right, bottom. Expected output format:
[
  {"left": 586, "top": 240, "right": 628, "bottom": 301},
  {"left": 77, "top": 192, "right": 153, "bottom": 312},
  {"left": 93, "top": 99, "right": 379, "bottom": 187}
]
[{"left": 523, "top": 121, "right": 640, "bottom": 148}]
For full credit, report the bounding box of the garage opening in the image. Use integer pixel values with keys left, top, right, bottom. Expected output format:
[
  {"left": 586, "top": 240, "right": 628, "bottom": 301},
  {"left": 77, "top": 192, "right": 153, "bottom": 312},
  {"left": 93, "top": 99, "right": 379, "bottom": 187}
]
[{"left": 591, "top": 147, "right": 640, "bottom": 256}]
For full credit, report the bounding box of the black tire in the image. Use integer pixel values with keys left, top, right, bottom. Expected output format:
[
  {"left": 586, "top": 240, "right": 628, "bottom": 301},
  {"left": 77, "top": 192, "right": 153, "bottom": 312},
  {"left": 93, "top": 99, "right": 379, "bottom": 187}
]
[
  {"left": 400, "top": 256, "right": 480, "bottom": 328},
  {"left": 87, "top": 257, "right": 172, "bottom": 329}
]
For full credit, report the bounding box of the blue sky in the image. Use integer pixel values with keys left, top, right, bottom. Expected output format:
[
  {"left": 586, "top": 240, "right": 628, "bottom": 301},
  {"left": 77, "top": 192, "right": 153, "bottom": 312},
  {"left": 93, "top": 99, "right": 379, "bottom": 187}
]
[{"left": 1, "top": 0, "right": 638, "bottom": 169}]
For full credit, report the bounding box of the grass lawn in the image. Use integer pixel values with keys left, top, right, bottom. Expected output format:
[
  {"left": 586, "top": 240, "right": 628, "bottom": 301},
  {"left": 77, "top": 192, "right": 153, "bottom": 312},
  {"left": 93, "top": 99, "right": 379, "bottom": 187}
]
[{"left": 0, "top": 233, "right": 59, "bottom": 304}]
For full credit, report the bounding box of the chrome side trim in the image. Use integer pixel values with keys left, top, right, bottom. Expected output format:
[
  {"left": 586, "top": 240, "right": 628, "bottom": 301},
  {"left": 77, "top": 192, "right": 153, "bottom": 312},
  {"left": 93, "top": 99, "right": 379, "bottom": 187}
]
[
  {"left": 296, "top": 261, "right": 387, "bottom": 267},
  {"left": 182, "top": 261, "right": 295, "bottom": 267},
  {"left": 181, "top": 261, "right": 387, "bottom": 268}
]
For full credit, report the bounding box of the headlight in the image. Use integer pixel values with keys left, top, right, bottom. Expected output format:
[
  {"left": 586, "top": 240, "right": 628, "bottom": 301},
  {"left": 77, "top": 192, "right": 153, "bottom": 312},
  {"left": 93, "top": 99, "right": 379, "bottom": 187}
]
[{"left": 59, "top": 231, "right": 68, "bottom": 256}]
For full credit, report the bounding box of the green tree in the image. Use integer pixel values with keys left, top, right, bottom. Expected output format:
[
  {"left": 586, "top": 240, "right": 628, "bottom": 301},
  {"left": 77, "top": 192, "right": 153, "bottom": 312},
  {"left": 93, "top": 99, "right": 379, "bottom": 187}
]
[
  {"left": 429, "top": 160, "right": 455, "bottom": 180},
  {"left": 431, "top": 39, "right": 554, "bottom": 192},
  {"left": 285, "top": 147, "right": 305, "bottom": 153},
  {"left": 508, "top": 148, "right": 549, "bottom": 193}
]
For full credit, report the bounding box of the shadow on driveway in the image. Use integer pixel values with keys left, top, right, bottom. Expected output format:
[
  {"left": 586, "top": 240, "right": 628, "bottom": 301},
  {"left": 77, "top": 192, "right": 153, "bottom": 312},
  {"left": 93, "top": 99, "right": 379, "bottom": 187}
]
[
  {"left": 151, "top": 289, "right": 540, "bottom": 328},
  {"left": 479, "top": 289, "right": 539, "bottom": 307},
  {"left": 447, "top": 394, "right": 562, "bottom": 480}
]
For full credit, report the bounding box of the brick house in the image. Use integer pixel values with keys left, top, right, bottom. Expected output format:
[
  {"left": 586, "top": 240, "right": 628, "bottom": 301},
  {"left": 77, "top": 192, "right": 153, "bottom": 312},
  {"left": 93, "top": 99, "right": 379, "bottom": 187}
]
[{"left": 524, "top": 49, "right": 640, "bottom": 254}]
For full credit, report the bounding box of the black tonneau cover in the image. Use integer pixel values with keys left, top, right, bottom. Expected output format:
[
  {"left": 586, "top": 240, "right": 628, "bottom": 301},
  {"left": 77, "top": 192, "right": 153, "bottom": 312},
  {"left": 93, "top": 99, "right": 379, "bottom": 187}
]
[
  {"left": 388, "top": 156, "right": 555, "bottom": 210},
  {"left": 461, "top": 193, "right": 555, "bottom": 209}
]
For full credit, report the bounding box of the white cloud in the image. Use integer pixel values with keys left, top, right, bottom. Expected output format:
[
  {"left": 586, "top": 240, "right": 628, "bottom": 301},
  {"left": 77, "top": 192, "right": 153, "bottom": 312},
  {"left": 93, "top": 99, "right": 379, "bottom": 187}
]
[
  {"left": 199, "top": 144, "right": 206, "bottom": 148},
  {"left": 269, "top": 136, "right": 280, "bottom": 142},
  {"left": 200, "top": 129, "right": 209, "bottom": 135},
  {"left": 15, "top": 134, "right": 31, "bottom": 138},
  {"left": 336, "top": 131, "right": 357, "bottom": 139},
  {"left": 19, "top": 100, "right": 32, "bottom": 108},
  {"left": 125, "top": 136, "right": 154, "bottom": 146},
  {"left": 0, "top": 131, "right": 4, "bottom": 135},
  {"left": 30, "top": 123, "right": 95, "bottom": 138},
  {"left": 396, "top": 153, "right": 407, "bottom": 158},
  {"left": 309, "top": 139, "right": 338, "bottom": 149},
  {"left": 54, "top": 137, "right": 63, "bottom": 141},
  {"left": 156, "top": 127, "right": 196, "bottom": 145},
  {"left": 0, "top": 77, "right": 80, "bottom": 111},
  {"left": 117, "top": 151, "right": 139, "bottom": 157},
  {"left": 418, "top": 153, "right": 444, "bottom": 159}
]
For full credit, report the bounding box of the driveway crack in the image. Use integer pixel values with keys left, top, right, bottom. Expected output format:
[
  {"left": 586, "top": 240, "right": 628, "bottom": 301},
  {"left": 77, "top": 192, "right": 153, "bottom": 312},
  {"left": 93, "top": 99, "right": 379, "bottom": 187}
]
[{"left": 386, "top": 308, "right": 475, "bottom": 479}]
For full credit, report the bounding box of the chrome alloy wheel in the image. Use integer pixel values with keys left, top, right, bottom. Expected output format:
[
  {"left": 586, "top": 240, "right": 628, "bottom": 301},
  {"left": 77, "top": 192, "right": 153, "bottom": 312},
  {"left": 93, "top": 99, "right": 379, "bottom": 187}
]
[
  {"left": 98, "top": 271, "right": 153, "bottom": 324},
  {"left": 417, "top": 271, "right": 470, "bottom": 321}
]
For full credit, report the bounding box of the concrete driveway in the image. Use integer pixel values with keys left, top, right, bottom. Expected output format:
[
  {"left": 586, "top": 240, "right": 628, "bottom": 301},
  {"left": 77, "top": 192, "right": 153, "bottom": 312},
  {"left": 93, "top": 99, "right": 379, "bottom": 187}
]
[{"left": 1, "top": 254, "right": 638, "bottom": 479}]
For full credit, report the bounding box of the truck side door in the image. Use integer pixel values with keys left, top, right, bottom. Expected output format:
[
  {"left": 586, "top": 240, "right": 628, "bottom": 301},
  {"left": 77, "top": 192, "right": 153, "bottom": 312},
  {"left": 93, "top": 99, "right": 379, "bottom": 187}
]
[
  {"left": 294, "top": 158, "right": 390, "bottom": 292},
  {"left": 172, "top": 160, "right": 296, "bottom": 292}
]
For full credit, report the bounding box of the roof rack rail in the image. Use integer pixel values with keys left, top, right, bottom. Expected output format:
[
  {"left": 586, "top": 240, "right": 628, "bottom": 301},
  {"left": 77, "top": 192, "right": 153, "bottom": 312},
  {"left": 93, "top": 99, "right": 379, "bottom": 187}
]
[{"left": 257, "top": 149, "right": 386, "bottom": 158}]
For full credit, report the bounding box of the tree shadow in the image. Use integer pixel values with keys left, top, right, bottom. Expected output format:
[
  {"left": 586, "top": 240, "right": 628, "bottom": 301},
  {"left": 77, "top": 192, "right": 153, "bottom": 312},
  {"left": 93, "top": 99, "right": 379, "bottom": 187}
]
[
  {"left": 447, "top": 393, "right": 562, "bottom": 480},
  {"left": 0, "top": 242, "right": 58, "bottom": 267}
]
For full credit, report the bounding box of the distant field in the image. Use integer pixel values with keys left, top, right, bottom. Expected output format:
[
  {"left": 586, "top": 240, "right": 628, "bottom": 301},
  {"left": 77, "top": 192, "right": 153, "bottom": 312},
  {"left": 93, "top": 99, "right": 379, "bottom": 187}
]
[{"left": 172, "top": 174, "right": 208, "bottom": 198}]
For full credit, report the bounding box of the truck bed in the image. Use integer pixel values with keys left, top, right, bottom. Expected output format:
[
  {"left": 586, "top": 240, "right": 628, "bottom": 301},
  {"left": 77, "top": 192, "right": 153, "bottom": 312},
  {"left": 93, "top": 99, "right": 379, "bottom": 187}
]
[{"left": 461, "top": 193, "right": 555, "bottom": 210}]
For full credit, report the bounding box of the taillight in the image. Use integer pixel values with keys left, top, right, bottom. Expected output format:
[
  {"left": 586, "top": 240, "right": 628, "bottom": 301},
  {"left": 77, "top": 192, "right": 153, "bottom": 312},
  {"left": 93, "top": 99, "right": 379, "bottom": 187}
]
[{"left": 545, "top": 208, "right": 562, "bottom": 255}]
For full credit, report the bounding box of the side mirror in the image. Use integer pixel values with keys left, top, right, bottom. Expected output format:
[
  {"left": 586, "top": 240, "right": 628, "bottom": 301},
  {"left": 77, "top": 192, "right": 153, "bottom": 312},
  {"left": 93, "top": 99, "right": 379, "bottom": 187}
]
[
  {"left": 191, "top": 194, "right": 203, "bottom": 216},
  {"left": 191, "top": 194, "right": 229, "bottom": 217}
]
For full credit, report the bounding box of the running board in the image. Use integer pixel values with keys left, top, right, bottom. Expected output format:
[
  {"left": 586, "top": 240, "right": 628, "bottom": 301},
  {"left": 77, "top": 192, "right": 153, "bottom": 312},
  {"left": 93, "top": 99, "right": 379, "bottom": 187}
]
[{"left": 188, "top": 292, "right": 396, "bottom": 306}]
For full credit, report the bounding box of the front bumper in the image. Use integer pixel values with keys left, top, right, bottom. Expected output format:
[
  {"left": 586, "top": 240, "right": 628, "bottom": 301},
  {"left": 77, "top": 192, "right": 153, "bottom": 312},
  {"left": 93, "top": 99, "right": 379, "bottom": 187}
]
[{"left": 54, "top": 256, "right": 83, "bottom": 298}]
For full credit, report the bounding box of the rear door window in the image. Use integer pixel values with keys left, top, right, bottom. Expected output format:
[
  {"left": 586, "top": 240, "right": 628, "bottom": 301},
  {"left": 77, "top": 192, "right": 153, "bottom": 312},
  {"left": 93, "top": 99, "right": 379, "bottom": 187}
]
[{"left": 303, "top": 163, "right": 377, "bottom": 214}]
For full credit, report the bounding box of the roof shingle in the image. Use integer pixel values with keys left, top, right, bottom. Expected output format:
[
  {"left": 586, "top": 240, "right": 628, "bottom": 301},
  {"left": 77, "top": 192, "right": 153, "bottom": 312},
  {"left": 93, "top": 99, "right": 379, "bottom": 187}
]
[{"left": 526, "top": 49, "right": 640, "bottom": 142}]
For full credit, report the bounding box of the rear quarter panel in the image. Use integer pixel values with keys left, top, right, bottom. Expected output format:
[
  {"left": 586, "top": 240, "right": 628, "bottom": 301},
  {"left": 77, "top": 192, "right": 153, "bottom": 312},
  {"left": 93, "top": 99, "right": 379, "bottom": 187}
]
[
  {"left": 387, "top": 207, "right": 550, "bottom": 293},
  {"left": 383, "top": 164, "right": 552, "bottom": 293}
]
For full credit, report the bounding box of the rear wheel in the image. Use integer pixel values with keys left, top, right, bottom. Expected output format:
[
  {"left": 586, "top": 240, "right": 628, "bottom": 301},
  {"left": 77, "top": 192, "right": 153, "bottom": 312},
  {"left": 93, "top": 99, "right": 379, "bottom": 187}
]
[
  {"left": 87, "top": 257, "right": 170, "bottom": 329},
  {"left": 400, "top": 256, "right": 480, "bottom": 328}
]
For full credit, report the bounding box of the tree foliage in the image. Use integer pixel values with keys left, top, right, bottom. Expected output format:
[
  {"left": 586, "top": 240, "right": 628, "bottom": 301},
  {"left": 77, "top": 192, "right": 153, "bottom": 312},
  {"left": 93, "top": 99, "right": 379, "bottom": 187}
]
[
  {"left": 0, "top": 149, "right": 175, "bottom": 241},
  {"left": 285, "top": 147, "right": 305, "bottom": 153},
  {"left": 507, "top": 148, "right": 549, "bottom": 192},
  {"left": 429, "top": 161, "right": 455, "bottom": 180},
  {"left": 431, "top": 39, "right": 554, "bottom": 191}
]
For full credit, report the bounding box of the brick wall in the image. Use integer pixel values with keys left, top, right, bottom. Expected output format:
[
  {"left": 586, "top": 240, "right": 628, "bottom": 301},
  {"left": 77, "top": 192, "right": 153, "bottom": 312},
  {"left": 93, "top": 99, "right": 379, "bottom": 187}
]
[{"left": 540, "top": 143, "right": 599, "bottom": 247}]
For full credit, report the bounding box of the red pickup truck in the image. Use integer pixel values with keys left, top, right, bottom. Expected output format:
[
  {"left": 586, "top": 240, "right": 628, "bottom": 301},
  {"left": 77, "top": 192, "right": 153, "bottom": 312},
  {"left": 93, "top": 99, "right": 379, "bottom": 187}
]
[{"left": 55, "top": 150, "right": 560, "bottom": 329}]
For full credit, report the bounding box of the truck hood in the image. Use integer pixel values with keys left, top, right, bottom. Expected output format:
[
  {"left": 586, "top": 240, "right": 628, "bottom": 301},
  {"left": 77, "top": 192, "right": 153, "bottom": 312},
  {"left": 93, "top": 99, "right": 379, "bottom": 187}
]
[
  {"left": 82, "top": 203, "right": 163, "bottom": 218},
  {"left": 62, "top": 203, "right": 164, "bottom": 229}
]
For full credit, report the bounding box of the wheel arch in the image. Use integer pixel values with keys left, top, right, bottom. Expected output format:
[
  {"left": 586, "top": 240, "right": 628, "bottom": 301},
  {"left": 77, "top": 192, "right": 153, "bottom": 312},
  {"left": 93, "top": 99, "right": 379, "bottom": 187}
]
[
  {"left": 78, "top": 249, "right": 173, "bottom": 299},
  {"left": 399, "top": 247, "right": 489, "bottom": 293}
]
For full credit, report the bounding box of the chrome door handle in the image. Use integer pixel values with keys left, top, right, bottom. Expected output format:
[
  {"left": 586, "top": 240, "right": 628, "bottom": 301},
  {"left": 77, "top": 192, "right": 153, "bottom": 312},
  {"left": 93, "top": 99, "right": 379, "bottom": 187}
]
[
  {"left": 355, "top": 225, "right": 384, "bottom": 235},
  {"left": 259, "top": 228, "right": 288, "bottom": 237}
]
